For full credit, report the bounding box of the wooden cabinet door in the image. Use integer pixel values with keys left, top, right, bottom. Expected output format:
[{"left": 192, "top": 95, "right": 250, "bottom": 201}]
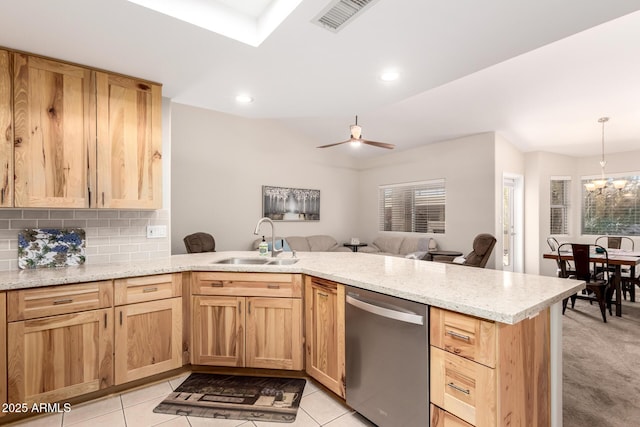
[
  {"left": 115, "top": 298, "right": 182, "bottom": 384},
  {"left": 13, "top": 54, "right": 95, "bottom": 208},
  {"left": 246, "top": 297, "right": 303, "bottom": 370},
  {"left": 304, "top": 277, "right": 345, "bottom": 397},
  {"left": 0, "top": 50, "right": 12, "bottom": 207},
  {"left": 96, "top": 72, "right": 162, "bottom": 209},
  {"left": 191, "top": 296, "right": 244, "bottom": 367},
  {"left": 7, "top": 308, "right": 113, "bottom": 404}
]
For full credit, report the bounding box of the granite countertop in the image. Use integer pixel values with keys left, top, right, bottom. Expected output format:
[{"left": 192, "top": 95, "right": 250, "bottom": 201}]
[{"left": 0, "top": 251, "right": 585, "bottom": 324}]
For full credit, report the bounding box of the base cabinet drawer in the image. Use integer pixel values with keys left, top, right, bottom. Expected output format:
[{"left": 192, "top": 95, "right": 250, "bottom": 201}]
[
  {"left": 430, "top": 346, "right": 496, "bottom": 426},
  {"left": 431, "top": 404, "right": 473, "bottom": 427}
]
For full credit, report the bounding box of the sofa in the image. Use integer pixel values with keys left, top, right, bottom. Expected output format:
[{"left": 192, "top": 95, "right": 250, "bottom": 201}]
[
  {"left": 252, "top": 235, "right": 351, "bottom": 252},
  {"left": 359, "top": 235, "right": 434, "bottom": 258}
]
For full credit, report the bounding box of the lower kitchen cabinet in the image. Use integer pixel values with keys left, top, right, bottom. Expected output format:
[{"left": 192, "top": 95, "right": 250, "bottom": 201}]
[
  {"left": 7, "top": 281, "right": 114, "bottom": 405},
  {"left": 430, "top": 307, "right": 550, "bottom": 427},
  {"left": 304, "top": 276, "right": 345, "bottom": 398},
  {"left": 7, "top": 308, "right": 114, "bottom": 404},
  {"left": 191, "top": 272, "right": 303, "bottom": 370},
  {"left": 431, "top": 404, "right": 473, "bottom": 427},
  {"left": 114, "top": 274, "right": 183, "bottom": 384}
]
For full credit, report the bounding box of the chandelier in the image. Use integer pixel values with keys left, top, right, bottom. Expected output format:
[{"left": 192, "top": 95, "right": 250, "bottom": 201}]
[{"left": 584, "top": 117, "right": 627, "bottom": 192}]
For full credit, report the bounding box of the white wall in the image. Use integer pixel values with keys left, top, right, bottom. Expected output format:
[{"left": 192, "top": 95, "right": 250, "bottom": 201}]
[
  {"left": 355, "top": 133, "right": 496, "bottom": 258},
  {"left": 170, "top": 103, "right": 360, "bottom": 254}
]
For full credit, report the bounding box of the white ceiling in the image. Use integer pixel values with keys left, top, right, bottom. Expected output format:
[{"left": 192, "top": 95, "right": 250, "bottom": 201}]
[{"left": 1, "top": 0, "right": 640, "bottom": 157}]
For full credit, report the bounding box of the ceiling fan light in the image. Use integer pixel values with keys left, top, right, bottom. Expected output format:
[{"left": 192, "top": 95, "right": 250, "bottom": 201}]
[
  {"left": 350, "top": 139, "right": 362, "bottom": 147},
  {"left": 584, "top": 183, "right": 596, "bottom": 192},
  {"left": 350, "top": 124, "right": 362, "bottom": 139}
]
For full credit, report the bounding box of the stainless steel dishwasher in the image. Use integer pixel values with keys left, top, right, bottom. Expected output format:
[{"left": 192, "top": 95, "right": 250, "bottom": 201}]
[{"left": 345, "top": 286, "right": 429, "bottom": 427}]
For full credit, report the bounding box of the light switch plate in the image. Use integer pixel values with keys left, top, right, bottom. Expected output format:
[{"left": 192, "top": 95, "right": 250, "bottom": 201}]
[{"left": 146, "top": 225, "right": 167, "bottom": 238}]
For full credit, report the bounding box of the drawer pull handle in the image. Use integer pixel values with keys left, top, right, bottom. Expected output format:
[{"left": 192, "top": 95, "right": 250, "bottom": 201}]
[
  {"left": 143, "top": 287, "right": 158, "bottom": 293},
  {"left": 267, "top": 284, "right": 280, "bottom": 289},
  {"left": 210, "top": 283, "right": 223, "bottom": 287},
  {"left": 318, "top": 292, "right": 329, "bottom": 298},
  {"left": 53, "top": 298, "right": 73, "bottom": 305},
  {"left": 446, "top": 330, "right": 471, "bottom": 341},
  {"left": 447, "top": 382, "right": 470, "bottom": 395}
]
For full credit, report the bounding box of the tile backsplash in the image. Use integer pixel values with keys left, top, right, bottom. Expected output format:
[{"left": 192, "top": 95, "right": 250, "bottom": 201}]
[{"left": 0, "top": 209, "right": 170, "bottom": 271}]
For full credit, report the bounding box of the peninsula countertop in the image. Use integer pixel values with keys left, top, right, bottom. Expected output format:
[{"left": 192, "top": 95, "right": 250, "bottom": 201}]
[{"left": 0, "top": 251, "right": 584, "bottom": 324}]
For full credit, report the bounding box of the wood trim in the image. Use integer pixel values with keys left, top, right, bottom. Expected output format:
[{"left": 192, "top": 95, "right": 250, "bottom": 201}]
[{"left": 181, "top": 272, "right": 191, "bottom": 366}]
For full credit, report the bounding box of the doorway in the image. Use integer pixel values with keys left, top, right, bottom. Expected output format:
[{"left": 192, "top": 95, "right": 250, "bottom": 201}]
[{"left": 502, "top": 174, "right": 523, "bottom": 272}]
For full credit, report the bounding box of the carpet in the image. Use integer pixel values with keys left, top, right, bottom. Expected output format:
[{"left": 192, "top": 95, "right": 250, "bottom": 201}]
[
  {"left": 153, "top": 373, "right": 306, "bottom": 423},
  {"left": 562, "top": 299, "right": 640, "bottom": 427}
]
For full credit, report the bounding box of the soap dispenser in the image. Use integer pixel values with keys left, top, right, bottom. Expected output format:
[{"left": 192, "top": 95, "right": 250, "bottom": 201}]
[{"left": 258, "top": 236, "right": 268, "bottom": 256}]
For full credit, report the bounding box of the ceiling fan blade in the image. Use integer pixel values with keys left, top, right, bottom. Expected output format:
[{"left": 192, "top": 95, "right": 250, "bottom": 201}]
[
  {"left": 362, "top": 139, "right": 395, "bottom": 149},
  {"left": 316, "top": 140, "right": 351, "bottom": 148}
]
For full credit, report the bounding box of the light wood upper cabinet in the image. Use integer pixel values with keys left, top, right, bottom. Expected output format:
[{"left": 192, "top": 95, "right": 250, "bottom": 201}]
[
  {"left": 304, "top": 276, "right": 345, "bottom": 397},
  {"left": 0, "top": 50, "right": 12, "bottom": 207},
  {"left": 96, "top": 72, "right": 162, "bottom": 209},
  {"left": 13, "top": 53, "right": 95, "bottom": 208}
]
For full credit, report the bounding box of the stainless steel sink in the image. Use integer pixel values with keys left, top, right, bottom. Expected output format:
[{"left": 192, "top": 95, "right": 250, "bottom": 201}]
[
  {"left": 266, "top": 259, "right": 299, "bottom": 265},
  {"left": 213, "top": 257, "right": 270, "bottom": 265},
  {"left": 212, "top": 257, "right": 299, "bottom": 265}
]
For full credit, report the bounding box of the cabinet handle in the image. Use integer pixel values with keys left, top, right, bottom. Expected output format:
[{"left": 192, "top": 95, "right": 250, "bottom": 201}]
[
  {"left": 104, "top": 313, "right": 107, "bottom": 328},
  {"left": 446, "top": 330, "right": 471, "bottom": 341},
  {"left": 120, "top": 311, "right": 123, "bottom": 325},
  {"left": 447, "top": 382, "right": 470, "bottom": 395},
  {"left": 210, "top": 282, "right": 223, "bottom": 287},
  {"left": 102, "top": 192, "right": 105, "bottom": 206},
  {"left": 248, "top": 301, "right": 251, "bottom": 314},
  {"left": 88, "top": 187, "right": 91, "bottom": 207},
  {"left": 53, "top": 298, "right": 73, "bottom": 305},
  {"left": 1, "top": 188, "right": 4, "bottom": 204},
  {"left": 267, "top": 284, "right": 280, "bottom": 289},
  {"left": 318, "top": 292, "right": 329, "bottom": 298},
  {"left": 143, "top": 287, "right": 158, "bottom": 293},
  {"left": 238, "top": 301, "right": 241, "bottom": 315}
]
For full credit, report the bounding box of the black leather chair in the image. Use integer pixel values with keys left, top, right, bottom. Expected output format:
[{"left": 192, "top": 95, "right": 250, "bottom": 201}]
[
  {"left": 432, "top": 233, "right": 496, "bottom": 268},
  {"left": 183, "top": 232, "right": 216, "bottom": 253}
]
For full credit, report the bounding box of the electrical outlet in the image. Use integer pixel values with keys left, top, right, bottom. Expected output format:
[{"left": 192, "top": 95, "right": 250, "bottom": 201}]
[{"left": 146, "top": 225, "right": 167, "bottom": 238}]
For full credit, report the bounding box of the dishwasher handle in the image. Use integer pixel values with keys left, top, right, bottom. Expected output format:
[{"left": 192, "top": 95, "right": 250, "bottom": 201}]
[{"left": 346, "top": 294, "right": 424, "bottom": 325}]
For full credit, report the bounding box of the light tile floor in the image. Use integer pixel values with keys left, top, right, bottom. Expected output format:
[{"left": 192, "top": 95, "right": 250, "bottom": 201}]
[{"left": 6, "top": 373, "right": 376, "bottom": 427}]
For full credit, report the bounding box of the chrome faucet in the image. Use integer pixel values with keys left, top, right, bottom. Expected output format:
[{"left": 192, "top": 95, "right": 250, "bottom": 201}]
[{"left": 253, "top": 217, "right": 283, "bottom": 257}]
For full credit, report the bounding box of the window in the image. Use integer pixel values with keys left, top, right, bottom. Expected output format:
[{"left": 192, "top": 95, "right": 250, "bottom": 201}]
[
  {"left": 581, "top": 174, "right": 640, "bottom": 235},
  {"left": 379, "top": 179, "right": 445, "bottom": 233},
  {"left": 550, "top": 177, "right": 570, "bottom": 235}
]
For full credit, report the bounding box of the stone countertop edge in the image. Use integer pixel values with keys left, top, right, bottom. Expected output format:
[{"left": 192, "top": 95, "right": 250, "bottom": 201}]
[{"left": 0, "top": 251, "right": 585, "bottom": 325}]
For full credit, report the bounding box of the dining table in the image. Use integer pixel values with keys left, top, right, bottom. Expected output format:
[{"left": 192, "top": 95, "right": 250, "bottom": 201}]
[{"left": 543, "top": 248, "right": 640, "bottom": 317}]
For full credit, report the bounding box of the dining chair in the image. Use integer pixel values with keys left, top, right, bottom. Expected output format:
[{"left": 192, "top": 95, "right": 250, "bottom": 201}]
[
  {"left": 547, "top": 237, "right": 575, "bottom": 277},
  {"left": 183, "top": 232, "right": 216, "bottom": 253},
  {"left": 558, "top": 243, "right": 614, "bottom": 323},
  {"left": 595, "top": 235, "right": 637, "bottom": 299}
]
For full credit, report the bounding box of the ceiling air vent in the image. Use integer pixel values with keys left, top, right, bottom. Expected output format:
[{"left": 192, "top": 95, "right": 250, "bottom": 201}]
[{"left": 313, "top": 0, "right": 381, "bottom": 32}]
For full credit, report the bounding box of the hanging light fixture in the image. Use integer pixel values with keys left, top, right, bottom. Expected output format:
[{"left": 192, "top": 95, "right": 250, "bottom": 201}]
[{"left": 585, "top": 117, "right": 627, "bottom": 192}]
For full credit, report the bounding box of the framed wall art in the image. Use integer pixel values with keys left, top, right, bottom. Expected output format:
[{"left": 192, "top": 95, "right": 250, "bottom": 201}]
[{"left": 262, "top": 186, "right": 320, "bottom": 221}]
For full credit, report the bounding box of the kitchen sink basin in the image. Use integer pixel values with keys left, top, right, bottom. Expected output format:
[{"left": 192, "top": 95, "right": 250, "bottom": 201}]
[
  {"left": 213, "top": 257, "right": 270, "bottom": 265},
  {"left": 266, "top": 258, "right": 299, "bottom": 265},
  {"left": 212, "top": 257, "right": 299, "bottom": 265}
]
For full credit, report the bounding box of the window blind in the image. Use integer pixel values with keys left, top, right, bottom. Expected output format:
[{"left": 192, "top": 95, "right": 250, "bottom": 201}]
[
  {"left": 379, "top": 179, "right": 446, "bottom": 233},
  {"left": 550, "top": 178, "right": 570, "bottom": 235}
]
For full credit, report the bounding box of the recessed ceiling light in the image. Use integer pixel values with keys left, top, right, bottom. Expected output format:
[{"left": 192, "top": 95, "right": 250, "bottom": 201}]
[
  {"left": 236, "top": 94, "right": 254, "bottom": 103},
  {"left": 380, "top": 70, "right": 399, "bottom": 82}
]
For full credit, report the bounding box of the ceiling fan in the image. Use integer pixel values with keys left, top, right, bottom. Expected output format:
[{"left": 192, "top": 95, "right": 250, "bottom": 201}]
[{"left": 317, "top": 116, "right": 395, "bottom": 149}]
